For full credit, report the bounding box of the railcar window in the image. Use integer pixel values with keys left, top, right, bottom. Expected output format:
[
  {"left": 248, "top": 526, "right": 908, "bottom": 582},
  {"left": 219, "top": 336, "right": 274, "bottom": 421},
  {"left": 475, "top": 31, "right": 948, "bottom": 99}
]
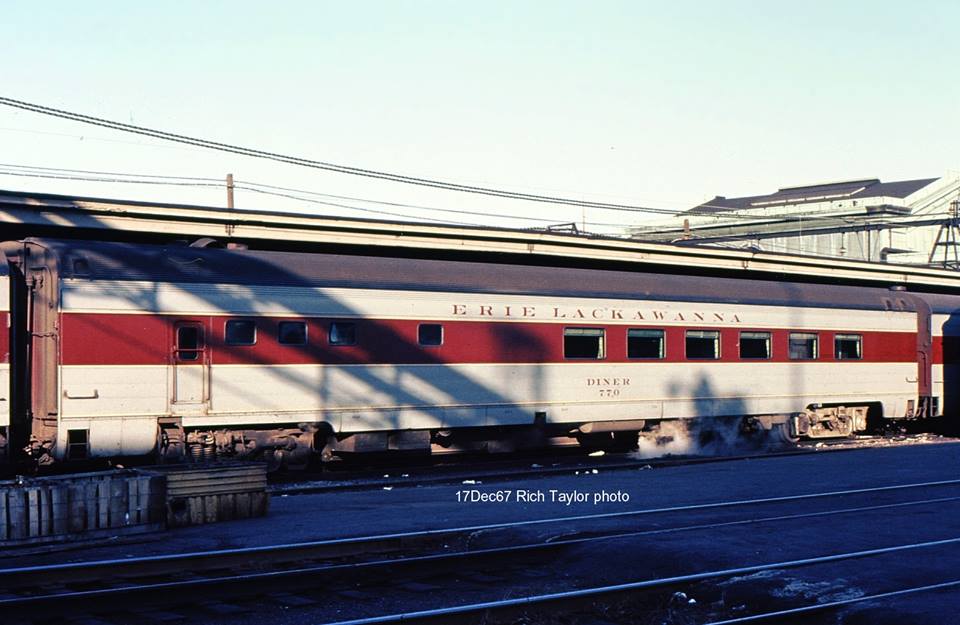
[
  {"left": 176, "top": 326, "right": 202, "bottom": 361},
  {"left": 627, "top": 329, "right": 664, "bottom": 359},
  {"left": 225, "top": 320, "right": 257, "bottom": 345},
  {"left": 278, "top": 321, "right": 308, "bottom": 345},
  {"left": 66, "top": 429, "right": 89, "bottom": 460},
  {"left": 418, "top": 323, "right": 443, "bottom": 346},
  {"left": 329, "top": 322, "right": 357, "bottom": 346},
  {"left": 739, "top": 331, "right": 771, "bottom": 359},
  {"left": 835, "top": 334, "right": 862, "bottom": 359},
  {"left": 686, "top": 330, "right": 720, "bottom": 359},
  {"left": 72, "top": 258, "right": 90, "bottom": 276},
  {"left": 789, "top": 333, "right": 818, "bottom": 359},
  {"left": 564, "top": 328, "right": 605, "bottom": 359}
]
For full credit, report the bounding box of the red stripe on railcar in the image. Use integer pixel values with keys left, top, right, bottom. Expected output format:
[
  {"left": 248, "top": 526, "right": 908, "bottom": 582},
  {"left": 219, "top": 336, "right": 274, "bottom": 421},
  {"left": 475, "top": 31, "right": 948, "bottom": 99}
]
[
  {"left": 60, "top": 312, "right": 920, "bottom": 366},
  {"left": 61, "top": 313, "right": 170, "bottom": 365}
]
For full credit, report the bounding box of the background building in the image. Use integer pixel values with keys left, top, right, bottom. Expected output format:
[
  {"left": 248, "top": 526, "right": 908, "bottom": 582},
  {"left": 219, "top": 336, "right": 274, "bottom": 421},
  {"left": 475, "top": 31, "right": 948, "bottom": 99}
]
[{"left": 631, "top": 173, "right": 960, "bottom": 267}]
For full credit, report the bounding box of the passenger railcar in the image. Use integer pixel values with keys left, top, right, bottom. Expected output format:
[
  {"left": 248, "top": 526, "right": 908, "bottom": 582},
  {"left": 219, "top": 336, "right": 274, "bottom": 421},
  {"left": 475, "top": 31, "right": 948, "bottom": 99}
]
[{"left": 0, "top": 238, "right": 956, "bottom": 468}]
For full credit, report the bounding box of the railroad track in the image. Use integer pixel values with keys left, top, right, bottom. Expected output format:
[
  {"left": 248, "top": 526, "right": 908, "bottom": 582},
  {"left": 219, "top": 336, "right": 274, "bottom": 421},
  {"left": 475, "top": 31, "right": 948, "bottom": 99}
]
[
  {"left": 322, "top": 540, "right": 960, "bottom": 625},
  {"left": 3, "top": 477, "right": 960, "bottom": 624}
]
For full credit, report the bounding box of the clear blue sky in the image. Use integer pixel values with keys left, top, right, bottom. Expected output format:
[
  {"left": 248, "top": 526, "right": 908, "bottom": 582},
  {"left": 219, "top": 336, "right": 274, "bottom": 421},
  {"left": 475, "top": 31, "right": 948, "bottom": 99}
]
[{"left": 2, "top": 1, "right": 958, "bottom": 233}]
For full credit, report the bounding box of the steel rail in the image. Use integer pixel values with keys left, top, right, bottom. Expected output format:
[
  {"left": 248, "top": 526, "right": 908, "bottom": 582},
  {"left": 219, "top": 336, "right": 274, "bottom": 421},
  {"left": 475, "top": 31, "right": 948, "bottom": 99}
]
[
  {"left": 2, "top": 477, "right": 959, "bottom": 589},
  {"left": 317, "top": 536, "right": 960, "bottom": 625},
  {"left": 703, "top": 579, "right": 960, "bottom": 624},
  {"left": 546, "top": 495, "right": 960, "bottom": 543},
  {"left": 2, "top": 494, "right": 958, "bottom": 615},
  {"left": 0, "top": 539, "right": 566, "bottom": 612}
]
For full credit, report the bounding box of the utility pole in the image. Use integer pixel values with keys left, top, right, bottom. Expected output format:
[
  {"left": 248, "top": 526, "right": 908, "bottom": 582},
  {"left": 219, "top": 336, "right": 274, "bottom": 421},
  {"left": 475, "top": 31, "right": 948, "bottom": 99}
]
[{"left": 226, "top": 173, "right": 235, "bottom": 209}]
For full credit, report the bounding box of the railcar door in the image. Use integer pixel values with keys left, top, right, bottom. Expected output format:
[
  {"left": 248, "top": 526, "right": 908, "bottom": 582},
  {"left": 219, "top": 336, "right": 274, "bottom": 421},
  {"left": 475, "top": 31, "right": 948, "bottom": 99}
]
[
  {"left": 171, "top": 322, "right": 210, "bottom": 415},
  {"left": 901, "top": 293, "right": 935, "bottom": 417}
]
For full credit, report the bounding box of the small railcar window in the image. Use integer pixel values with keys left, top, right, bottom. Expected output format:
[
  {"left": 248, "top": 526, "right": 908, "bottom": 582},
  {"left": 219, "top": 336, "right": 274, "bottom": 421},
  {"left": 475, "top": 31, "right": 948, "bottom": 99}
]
[
  {"left": 739, "top": 331, "right": 771, "bottom": 359},
  {"left": 225, "top": 320, "right": 257, "bottom": 345},
  {"left": 564, "top": 328, "right": 605, "bottom": 359},
  {"left": 176, "top": 326, "right": 202, "bottom": 361},
  {"left": 278, "top": 321, "right": 308, "bottom": 345},
  {"left": 418, "top": 324, "right": 443, "bottom": 347},
  {"left": 67, "top": 429, "right": 89, "bottom": 460},
  {"left": 72, "top": 258, "right": 90, "bottom": 276},
  {"left": 835, "top": 334, "right": 862, "bottom": 360},
  {"left": 329, "top": 322, "right": 357, "bottom": 346},
  {"left": 686, "top": 330, "right": 720, "bottom": 359},
  {"left": 627, "top": 329, "right": 664, "bottom": 359},
  {"left": 789, "top": 333, "right": 818, "bottom": 359}
]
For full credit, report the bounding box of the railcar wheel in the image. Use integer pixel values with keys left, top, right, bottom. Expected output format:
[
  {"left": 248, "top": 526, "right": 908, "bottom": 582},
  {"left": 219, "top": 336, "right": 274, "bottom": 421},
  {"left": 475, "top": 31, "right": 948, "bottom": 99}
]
[{"left": 771, "top": 423, "right": 799, "bottom": 446}]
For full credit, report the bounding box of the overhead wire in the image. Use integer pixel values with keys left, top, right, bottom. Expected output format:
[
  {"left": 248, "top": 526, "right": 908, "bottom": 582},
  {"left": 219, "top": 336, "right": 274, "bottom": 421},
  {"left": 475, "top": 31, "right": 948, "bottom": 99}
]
[
  {"left": 0, "top": 166, "right": 486, "bottom": 226},
  {"left": 4, "top": 98, "right": 954, "bottom": 232},
  {"left": 233, "top": 179, "right": 634, "bottom": 228},
  {"left": 1, "top": 164, "right": 952, "bottom": 238},
  {"left": 233, "top": 184, "right": 484, "bottom": 227},
  {"left": 9, "top": 160, "right": 905, "bottom": 230},
  {"left": 0, "top": 162, "right": 222, "bottom": 182},
  {"left": 0, "top": 163, "right": 636, "bottom": 229},
  {"left": 2, "top": 160, "right": 952, "bottom": 240},
  {"left": 0, "top": 169, "right": 224, "bottom": 189},
  {"left": 0, "top": 96, "right": 681, "bottom": 215},
  {"left": 2, "top": 164, "right": 951, "bottom": 234},
  {"left": 8, "top": 160, "right": 936, "bottom": 245},
  {"left": 234, "top": 184, "right": 634, "bottom": 229}
]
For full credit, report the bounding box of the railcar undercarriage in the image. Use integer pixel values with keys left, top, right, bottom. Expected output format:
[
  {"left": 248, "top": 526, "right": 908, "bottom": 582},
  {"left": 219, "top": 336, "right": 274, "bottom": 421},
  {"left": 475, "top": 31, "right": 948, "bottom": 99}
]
[{"left": 162, "top": 399, "right": 914, "bottom": 471}]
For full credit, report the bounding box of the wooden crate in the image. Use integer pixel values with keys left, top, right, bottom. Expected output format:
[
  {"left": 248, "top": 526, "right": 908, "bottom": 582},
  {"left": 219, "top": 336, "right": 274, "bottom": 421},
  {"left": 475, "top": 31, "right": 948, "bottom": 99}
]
[
  {"left": 0, "top": 470, "right": 165, "bottom": 547},
  {"left": 142, "top": 463, "right": 269, "bottom": 528}
]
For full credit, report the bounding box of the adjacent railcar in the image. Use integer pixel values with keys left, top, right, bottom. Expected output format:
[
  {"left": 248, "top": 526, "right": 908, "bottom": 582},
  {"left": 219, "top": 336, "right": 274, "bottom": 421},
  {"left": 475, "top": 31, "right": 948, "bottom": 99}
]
[
  {"left": 1, "top": 238, "right": 956, "bottom": 467},
  {"left": 927, "top": 293, "right": 960, "bottom": 419}
]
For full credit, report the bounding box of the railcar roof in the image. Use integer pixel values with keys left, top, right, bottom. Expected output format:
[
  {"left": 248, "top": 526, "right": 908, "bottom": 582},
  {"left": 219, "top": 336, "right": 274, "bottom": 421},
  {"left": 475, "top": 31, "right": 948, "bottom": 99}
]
[
  {"left": 918, "top": 292, "right": 960, "bottom": 314},
  {"left": 13, "top": 238, "right": 956, "bottom": 312}
]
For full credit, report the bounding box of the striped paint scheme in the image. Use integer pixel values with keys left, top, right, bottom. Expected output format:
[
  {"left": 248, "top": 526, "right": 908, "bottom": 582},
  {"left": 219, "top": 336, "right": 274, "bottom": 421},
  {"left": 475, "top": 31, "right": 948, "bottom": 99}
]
[
  {"left": 59, "top": 313, "right": 920, "bottom": 366},
  {"left": 57, "top": 279, "right": 924, "bottom": 368},
  {"left": 47, "top": 278, "right": 938, "bottom": 459},
  {"left": 61, "top": 280, "right": 919, "bottom": 332},
  {"left": 58, "top": 361, "right": 917, "bottom": 433}
]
